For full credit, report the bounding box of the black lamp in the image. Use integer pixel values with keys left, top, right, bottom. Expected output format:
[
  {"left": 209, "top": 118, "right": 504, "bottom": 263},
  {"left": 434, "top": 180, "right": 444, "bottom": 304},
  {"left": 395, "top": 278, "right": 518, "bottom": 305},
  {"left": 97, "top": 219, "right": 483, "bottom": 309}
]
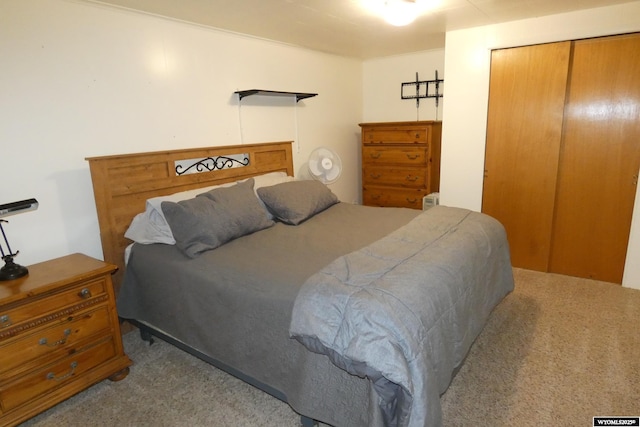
[{"left": 0, "top": 198, "right": 39, "bottom": 281}]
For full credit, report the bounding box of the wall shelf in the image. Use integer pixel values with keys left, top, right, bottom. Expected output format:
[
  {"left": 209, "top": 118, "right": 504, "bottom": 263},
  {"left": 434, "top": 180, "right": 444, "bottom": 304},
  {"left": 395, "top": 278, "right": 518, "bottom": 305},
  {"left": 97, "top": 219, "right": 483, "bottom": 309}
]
[{"left": 234, "top": 89, "right": 317, "bottom": 102}]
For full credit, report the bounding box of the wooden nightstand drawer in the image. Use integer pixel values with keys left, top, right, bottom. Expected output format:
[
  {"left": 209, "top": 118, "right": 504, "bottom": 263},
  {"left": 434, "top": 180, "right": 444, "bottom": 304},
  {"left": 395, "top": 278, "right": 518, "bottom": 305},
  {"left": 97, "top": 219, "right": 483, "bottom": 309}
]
[
  {"left": 363, "top": 146, "right": 428, "bottom": 166},
  {"left": 363, "top": 166, "right": 426, "bottom": 188},
  {"left": 0, "top": 337, "right": 116, "bottom": 411},
  {"left": 0, "top": 306, "right": 112, "bottom": 378},
  {"left": 0, "top": 278, "right": 107, "bottom": 332}
]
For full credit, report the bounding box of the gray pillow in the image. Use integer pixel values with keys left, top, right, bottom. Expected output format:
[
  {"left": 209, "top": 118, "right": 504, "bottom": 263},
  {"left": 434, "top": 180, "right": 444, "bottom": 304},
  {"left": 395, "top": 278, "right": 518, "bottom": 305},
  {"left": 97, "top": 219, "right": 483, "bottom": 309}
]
[
  {"left": 257, "top": 180, "right": 339, "bottom": 225},
  {"left": 161, "top": 178, "right": 274, "bottom": 258}
]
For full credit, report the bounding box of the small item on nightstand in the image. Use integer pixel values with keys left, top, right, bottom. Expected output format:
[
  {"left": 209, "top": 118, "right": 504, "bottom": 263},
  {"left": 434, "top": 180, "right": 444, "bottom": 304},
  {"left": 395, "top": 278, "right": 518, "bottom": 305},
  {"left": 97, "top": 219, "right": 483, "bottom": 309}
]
[
  {"left": 0, "top": 198, "right": 39, "bottom": 281},
  {"left": 0, "top": 219, "right": 28, "bottom": 281}
]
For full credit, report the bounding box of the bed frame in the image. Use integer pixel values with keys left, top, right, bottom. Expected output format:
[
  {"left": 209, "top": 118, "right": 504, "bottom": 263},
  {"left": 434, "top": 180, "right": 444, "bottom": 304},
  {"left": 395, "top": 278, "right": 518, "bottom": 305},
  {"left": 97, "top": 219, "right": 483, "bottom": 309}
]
[
  {"left": 85, "top": 141, "right": 322, "bottom": 426},
  {"left": 86, "top": 141, "right": 294, "bottom": 295}
]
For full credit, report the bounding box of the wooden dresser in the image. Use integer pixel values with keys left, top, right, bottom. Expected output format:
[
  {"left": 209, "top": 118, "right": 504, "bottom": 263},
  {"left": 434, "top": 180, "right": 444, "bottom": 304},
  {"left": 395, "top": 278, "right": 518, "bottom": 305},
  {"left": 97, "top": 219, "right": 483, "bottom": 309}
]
[
  {"left": 0, "top": 253, "right": 131, "bottom": 426},
  {"left": 360, "top": 121, "right": 442, "bottom": 209}
]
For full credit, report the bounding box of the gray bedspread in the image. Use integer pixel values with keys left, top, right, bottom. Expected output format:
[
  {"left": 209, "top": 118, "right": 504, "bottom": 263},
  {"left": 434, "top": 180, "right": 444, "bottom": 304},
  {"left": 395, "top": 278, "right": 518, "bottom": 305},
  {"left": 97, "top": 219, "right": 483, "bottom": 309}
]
[
  {"left": 290, "top": 206, "right": 514, "bottom": 427},
  {"left": 117, "top": 202, "right": 422, "bottom": 427}
]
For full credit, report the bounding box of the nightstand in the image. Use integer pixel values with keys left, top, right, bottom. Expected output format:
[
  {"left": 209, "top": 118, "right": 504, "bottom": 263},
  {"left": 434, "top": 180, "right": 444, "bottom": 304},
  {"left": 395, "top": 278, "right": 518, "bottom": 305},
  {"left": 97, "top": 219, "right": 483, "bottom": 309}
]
[{"left": 0, "top": 253, "right": 131, "bottom": 426}]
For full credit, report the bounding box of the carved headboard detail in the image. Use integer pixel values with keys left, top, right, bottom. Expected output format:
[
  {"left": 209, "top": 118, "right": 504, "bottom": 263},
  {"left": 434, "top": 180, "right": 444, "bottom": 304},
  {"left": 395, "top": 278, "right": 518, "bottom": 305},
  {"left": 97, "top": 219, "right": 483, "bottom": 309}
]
[{"left": 86, "top": 141, "right": 294, "bottom": 293}]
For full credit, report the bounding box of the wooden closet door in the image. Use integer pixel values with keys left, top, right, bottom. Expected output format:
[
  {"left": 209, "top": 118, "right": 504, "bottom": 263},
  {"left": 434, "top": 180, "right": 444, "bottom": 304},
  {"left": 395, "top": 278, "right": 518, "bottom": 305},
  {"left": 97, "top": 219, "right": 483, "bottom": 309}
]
[
  {"left": 549, "top": 33, "right": 640, "bottom": 283},
  {"left": 482, "top": 42, "right": 571, "bottom": 271}
]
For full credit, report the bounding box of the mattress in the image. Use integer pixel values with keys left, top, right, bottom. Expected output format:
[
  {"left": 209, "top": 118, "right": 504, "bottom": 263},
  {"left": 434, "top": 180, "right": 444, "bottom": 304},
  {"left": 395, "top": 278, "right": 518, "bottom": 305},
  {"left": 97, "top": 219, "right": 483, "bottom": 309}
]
[{"left": 117, "top": 202, "right": 421, "bottom": 426}]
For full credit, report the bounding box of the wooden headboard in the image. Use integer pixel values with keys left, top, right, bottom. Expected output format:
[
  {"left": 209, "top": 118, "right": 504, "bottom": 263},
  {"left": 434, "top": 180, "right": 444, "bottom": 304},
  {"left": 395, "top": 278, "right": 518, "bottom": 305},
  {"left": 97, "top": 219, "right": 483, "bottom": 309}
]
[{"left": 86, "top": 141, "right": 294, "bottom": 294}]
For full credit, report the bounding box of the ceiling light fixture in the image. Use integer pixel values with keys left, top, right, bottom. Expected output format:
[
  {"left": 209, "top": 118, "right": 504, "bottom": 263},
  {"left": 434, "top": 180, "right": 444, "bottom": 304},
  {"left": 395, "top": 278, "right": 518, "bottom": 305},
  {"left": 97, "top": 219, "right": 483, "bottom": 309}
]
[
  {"left": 383, "top": 0, "right": 418, "bottom": 26},
  {"left": 362, "top": 0, "right": 439, "bottom": 27}
]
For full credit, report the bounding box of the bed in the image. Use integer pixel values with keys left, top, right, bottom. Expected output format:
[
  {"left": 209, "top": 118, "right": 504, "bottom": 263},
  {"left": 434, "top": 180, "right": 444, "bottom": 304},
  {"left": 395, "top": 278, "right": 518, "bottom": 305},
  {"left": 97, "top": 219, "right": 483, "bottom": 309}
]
[{"left": 86, "top": 141, "right": 514, "bottom": 427}]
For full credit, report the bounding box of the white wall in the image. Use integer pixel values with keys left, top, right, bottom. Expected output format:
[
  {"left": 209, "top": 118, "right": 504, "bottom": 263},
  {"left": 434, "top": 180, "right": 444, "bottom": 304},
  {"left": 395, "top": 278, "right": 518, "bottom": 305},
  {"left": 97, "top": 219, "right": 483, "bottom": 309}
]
[
  {"left": 440, "top": 2, "right": 640, "bottom": 288},
  {"left": 363, "top": 49, "right": 445, "bottom": 123},
  {"left": 0, "top": 0, "right": 362, "bottom": 266}
]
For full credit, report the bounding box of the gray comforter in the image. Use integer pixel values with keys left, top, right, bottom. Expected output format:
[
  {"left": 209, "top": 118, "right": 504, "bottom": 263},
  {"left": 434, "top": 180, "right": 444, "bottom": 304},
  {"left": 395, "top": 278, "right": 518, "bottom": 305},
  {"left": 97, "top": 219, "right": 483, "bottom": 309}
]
[
  {"left": 118, "top": 203, "right": 422, "bottom": 427},
  {"left": 290, "top": 206, "right": 514, "bottom": 427}
]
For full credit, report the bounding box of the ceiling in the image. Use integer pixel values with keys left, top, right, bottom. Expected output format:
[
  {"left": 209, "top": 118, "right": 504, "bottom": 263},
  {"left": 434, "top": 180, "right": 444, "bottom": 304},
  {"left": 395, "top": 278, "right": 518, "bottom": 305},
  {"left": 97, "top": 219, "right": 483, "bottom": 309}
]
[{"left": 88, "top": 0, "right": 632, "bottom": 58}]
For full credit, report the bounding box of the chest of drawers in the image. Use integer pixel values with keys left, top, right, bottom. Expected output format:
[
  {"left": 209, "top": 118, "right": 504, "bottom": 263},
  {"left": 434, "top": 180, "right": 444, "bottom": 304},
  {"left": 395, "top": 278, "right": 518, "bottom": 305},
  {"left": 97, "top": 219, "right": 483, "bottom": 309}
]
[
  {"left": 0, "top": 253, "right": 131, "bottom": 426},
  {"left": 360, "top": 121, "right": 442, "bottom": 209}
]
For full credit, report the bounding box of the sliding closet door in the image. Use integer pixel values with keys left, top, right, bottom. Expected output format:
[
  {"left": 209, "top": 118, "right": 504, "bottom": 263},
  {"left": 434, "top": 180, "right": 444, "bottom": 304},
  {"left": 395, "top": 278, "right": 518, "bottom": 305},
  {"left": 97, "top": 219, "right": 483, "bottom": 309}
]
[
  {"left": 482, "top": 42, "right": 571, "bottom": 271},
  {"left": 549, "top": 33, "right": 640, "bottom": 283}
]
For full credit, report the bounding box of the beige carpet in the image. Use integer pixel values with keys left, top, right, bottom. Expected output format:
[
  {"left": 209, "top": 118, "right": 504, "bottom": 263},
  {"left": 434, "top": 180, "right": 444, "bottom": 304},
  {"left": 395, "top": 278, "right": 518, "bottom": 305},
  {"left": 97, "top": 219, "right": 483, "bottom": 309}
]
[{"left": 21, "top": 268, "right": 640, "bottom": 426}]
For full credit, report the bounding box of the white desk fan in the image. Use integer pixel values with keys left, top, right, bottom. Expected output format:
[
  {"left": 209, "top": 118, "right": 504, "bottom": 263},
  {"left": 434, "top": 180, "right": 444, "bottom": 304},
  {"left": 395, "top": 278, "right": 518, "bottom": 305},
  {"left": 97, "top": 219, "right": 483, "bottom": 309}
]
[{"left": 308, "top": 147, "right": 342, "bottom": 184}]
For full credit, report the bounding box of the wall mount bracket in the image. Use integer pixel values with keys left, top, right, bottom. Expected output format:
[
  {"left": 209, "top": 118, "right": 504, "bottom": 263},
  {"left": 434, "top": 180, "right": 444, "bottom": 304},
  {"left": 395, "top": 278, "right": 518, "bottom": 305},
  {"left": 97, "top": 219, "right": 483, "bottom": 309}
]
[{"left": 401, "top": 71, "right": 444, "bottom": 108}]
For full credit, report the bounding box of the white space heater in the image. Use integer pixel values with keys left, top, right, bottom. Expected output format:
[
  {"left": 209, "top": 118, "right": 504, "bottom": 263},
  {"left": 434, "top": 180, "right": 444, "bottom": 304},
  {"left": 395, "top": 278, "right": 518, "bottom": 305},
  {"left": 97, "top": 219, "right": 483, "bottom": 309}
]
[{"left": 422, "top": 192, "right": 440, "bottom": 210}]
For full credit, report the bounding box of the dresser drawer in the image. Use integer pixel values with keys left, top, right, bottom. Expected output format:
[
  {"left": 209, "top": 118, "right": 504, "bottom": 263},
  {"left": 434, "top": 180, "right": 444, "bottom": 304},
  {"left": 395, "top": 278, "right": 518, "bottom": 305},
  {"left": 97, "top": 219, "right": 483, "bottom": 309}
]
[
  {"left": 0, "top": 306, "right": 112, "bottom": 379},
  {"left": 363, "top": 128, "right": 429, "bottom": 144},
  {"left": 363, "top": 146, "right": 428, "bottom": 166},
  {"left": 0, "top": 278, "right": 107, "bottom": 332},
  {"left": 0, "top": 337, "right": 116, "bottom": 411},
  {"left": 363, "top": 187, "right": 426, "bottom": 209},
  {"left": 363, "top": 166, "right": 427, "bottom": 188}
]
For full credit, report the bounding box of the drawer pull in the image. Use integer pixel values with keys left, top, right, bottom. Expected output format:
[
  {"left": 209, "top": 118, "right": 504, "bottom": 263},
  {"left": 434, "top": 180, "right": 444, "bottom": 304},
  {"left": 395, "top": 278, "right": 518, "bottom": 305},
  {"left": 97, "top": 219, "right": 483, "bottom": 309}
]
[
  {"left": 47, "top": 361, "right": 78, "bottom": 381},
  {"left": 39, "top": 328, "right": 71, "bottom": 347},
  {"left": 405, "top": 175, "right": 419, "bottom": 182},
  {"left": 0, "top": 314, "right": 11, "bottom": 328},
  {"left": 369, "top": 152, "right": 381, "bottom": 159},
  {"left": 78, "top": 288, "right": 92, "bottom": 299},
  {"left": 369, "top": 173, "right": 381, "bottom": 179},
  {"left": 406, "top": 154, "right": 420, "bottom": 160},
  {"left": 406, "top": 198, "right": 418, "bottom": 204}
]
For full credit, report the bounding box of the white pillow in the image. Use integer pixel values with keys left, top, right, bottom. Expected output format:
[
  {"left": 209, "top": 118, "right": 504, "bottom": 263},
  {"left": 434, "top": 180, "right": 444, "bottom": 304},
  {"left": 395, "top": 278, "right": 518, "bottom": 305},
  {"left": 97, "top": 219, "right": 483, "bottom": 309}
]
[{"left": 124, "top": 171, "right": 294, "bottom": 245}]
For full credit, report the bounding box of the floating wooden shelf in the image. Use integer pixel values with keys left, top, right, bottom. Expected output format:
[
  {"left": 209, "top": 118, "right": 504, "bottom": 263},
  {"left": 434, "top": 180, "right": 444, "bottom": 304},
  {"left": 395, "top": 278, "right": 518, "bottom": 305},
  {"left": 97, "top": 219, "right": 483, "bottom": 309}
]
[{"left": 234, "top": 89, "right": 317, "bottom": 102}]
